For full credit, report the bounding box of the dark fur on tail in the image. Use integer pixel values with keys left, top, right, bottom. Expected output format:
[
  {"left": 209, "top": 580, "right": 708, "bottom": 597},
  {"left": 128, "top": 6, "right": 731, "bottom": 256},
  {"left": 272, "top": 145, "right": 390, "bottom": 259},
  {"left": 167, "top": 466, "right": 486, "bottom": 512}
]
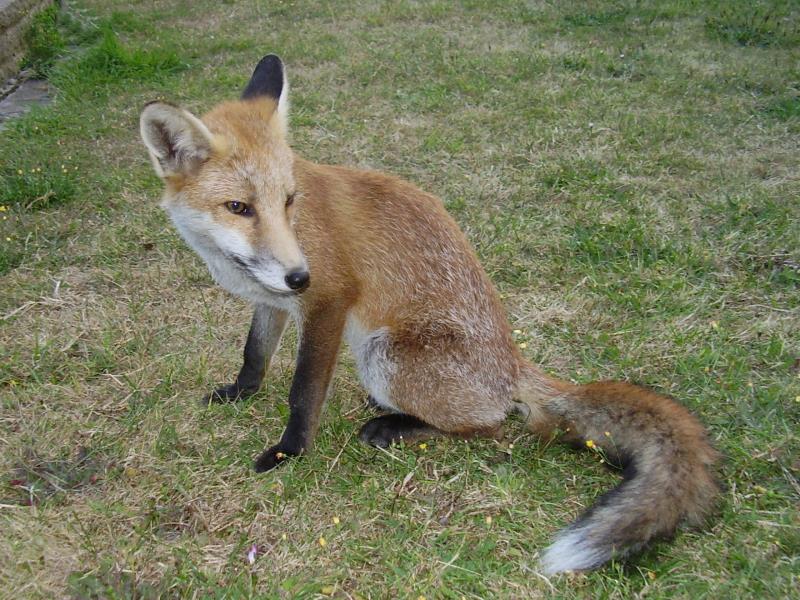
[{"left": 517, "top": 369, "right": 720, "bottom": 574}]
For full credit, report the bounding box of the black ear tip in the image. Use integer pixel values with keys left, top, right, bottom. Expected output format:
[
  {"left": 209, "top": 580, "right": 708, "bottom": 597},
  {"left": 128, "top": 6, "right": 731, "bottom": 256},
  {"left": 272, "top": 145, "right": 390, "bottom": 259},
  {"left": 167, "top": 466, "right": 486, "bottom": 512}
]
[
  {"left": 242, "top": 54, "right": 285, "bottom": 100},
  {"left": 257, "top": 54, "right": 283, "bottom": 69},
  {"left": 253, "top": 54, "right": 284, "bottom": 79}
]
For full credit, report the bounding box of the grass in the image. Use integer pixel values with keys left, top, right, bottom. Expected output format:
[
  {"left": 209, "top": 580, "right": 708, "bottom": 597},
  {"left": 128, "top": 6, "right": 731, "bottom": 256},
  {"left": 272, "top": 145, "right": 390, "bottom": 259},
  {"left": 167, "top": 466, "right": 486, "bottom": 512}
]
[
  {"left": 705, "top": 0, "right": 800, "bottom": 48},
  {"left": 20, "top": 5, "right": 66, "bottom": 77},
  {"left": 0, "top": 0, "right": 798, "bottom": 597}
]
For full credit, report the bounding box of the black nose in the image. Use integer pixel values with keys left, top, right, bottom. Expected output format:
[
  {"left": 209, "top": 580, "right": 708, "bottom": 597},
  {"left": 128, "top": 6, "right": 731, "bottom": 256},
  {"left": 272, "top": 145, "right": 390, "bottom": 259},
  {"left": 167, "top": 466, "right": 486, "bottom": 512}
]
[{"left": 284, "top": 270, "right": 310, "bottom": 291}]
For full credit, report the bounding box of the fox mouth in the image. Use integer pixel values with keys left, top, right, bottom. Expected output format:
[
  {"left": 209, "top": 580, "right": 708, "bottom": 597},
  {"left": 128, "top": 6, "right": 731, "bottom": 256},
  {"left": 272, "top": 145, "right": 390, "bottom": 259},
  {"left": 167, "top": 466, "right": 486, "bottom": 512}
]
[{"left": 226, "top": 252, "right": 301, "bottom": 296}]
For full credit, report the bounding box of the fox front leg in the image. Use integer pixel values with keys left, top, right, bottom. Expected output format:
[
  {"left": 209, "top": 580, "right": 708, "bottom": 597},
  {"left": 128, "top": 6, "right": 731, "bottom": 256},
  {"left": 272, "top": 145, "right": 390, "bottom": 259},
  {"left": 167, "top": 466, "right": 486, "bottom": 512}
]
[
  {"left": 204, "top": 304, "right": 289, "bottom": 404},
  {"left": 254, "top": 304, "right": 345, "bottom": 472}
]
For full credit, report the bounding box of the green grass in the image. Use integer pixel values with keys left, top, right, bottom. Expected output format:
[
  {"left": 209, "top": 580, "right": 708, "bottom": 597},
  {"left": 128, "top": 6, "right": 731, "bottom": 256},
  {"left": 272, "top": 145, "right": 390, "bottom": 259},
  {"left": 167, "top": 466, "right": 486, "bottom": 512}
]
[
  {"left": 20, "top": 5, "right": 66, "bottom": 77},
  {"left": 705, "top": 0, "right": 800, "bottom": 48},
  {"left": 1, "top": 0, "right": 798, "bottom": 598}
]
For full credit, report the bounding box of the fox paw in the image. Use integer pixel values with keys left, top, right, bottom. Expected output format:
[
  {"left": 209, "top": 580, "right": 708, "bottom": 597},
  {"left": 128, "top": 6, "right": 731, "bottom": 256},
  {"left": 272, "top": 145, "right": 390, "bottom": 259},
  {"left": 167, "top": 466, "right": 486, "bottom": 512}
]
[
  {"left": 358, "top": 414, "right": 434, "bottom": 449},
  {"left": 359, "top": 417, "right": 401, "bottom": 448},
  {"left": 202, "top": 383, "right": 258, "bottom": 405},
  {"left": 253, "top": 444, "right": 300, "bottom": 472}
]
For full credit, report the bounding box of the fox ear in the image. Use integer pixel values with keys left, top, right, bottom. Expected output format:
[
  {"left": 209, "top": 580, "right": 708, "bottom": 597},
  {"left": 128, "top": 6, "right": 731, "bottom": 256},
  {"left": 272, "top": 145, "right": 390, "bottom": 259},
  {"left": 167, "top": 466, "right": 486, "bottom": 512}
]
[
  {"left": 139, "top": 102, "right": 215, "bottom": 178},
  {"left": 242, "top": 54, "right": 289, "bottom": 134}
]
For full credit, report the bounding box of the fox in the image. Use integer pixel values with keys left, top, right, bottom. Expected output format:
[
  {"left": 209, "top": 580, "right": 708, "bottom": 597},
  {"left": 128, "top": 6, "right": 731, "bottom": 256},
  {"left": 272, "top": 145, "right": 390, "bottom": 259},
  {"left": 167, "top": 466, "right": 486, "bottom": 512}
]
[{"left": 138, "top": 54, "right": 720, "bottom": 574}]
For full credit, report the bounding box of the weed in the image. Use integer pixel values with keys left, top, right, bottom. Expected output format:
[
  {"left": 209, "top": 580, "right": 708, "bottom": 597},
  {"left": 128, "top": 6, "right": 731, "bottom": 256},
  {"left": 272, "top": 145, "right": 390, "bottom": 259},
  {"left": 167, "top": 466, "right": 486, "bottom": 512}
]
[
  {"left": 75, "top": 29, "right": 185, "bottom": 84},
  {"left": 0, "top": 166, "right": 77, "bottom": 210},
  {"left": 764, "top": 94, "right": 800, "bottom": 121},
  {"left": 21, "top": 4, "right": 65, "bottom": 77},
  {"left": 706, "top": 2, "right": 800, "bottom": 47}
]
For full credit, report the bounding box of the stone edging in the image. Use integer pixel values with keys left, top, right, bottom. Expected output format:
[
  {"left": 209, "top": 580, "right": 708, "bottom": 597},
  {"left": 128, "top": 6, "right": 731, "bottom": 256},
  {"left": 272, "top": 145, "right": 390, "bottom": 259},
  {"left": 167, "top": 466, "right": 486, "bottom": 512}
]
[{"left": 0, "top": 0, "right": 57, "bottom": 82}]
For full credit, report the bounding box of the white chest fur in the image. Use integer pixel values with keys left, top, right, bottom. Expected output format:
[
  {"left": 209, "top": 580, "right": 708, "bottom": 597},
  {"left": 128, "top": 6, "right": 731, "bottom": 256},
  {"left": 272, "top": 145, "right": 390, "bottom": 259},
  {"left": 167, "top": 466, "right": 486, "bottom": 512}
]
[{"left": 344, "top": 316, "right": 398, "bottom": 412}]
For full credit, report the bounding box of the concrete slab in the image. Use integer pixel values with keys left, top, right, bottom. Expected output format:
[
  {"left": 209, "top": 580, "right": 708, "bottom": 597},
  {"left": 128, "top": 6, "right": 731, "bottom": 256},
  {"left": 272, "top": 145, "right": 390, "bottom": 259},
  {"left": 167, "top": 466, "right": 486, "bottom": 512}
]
[{"left": 0, "top": 77, "right": 51, "bottom": 128}]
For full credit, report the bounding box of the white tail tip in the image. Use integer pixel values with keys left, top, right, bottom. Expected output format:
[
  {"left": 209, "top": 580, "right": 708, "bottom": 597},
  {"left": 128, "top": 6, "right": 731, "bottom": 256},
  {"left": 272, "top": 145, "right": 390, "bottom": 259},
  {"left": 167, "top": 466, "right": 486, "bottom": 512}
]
[{"left": 538, "top": 527, "right": 611, "bottom": 575}]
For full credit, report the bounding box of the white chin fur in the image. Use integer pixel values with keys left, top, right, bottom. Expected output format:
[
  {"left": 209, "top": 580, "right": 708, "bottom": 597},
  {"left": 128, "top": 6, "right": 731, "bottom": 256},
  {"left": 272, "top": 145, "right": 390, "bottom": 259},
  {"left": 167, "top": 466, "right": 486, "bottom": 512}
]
[
  {"left": 344, "top": 317, "right": 397, "bottom": 411},
  {"left": 249, "top": 263, "right": 293, "bottom": 294},
  {"left": 164, "top": 203, "right": 298, "bottom": 307}
]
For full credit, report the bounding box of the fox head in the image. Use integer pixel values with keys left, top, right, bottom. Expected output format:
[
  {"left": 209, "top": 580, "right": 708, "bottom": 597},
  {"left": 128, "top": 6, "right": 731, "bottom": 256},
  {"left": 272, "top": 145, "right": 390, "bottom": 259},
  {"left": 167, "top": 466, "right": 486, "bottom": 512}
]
[{"left": 140, "top": 55, "right": 309, "bottom": 303}]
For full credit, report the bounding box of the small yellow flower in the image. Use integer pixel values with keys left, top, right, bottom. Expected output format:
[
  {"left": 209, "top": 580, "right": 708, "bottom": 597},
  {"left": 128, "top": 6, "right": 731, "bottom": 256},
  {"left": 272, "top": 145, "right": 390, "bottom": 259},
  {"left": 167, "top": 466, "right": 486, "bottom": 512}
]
[
  {"left": 281, "top": 533, "right": 287, "bottom": 540},
  {"left": 418, "top": 596, "right": 426, "bottom": 600},
  {"left": 275, "top": 452, "right": 285, "bottom": 459},
  {"left": 648, "top": 571, "right": 656, "bottom": 580},
  {"left": 586, "top": 439, "right": 595, "bottom": 449},
  {"left": 318, "top": 537, "right": 327, "bottom": 547},
  {"left": 332, "top": 516, "right": 340, "bottom": 525},
  {"left": 795, "top": 395, "right": 800, "bottom": 403},
  {"left": 0, "top": 205, "right": 6, "bottom": 211},
  {"left": 321, "top": 585, "right": 335, "bottom": 595},
  {"left": 513, "top": 329, "right": 522, "bottom": 334},
  {"left": 703, "top": 366, "right": 710, "bottom": 373},
  {"left": 604, "top": 431, "right": 610, "bottom": 437},
  {"left": 418, "top": 443, "right": 427, "bottom": 450},
  {"left": 36, "top": 167, "right": 41, "bottom": 172},
  {"left": 485, "top": 516, "right": 492, "bottom": 525},
  {"left": 16, "top": 169, "right": 22, "bottom": 175},
  {"left": 5, "top": 237, "right": 11, "bottom": 242},
  {"left": 518, "top": 342, "right": 528, "bottom": 349}
]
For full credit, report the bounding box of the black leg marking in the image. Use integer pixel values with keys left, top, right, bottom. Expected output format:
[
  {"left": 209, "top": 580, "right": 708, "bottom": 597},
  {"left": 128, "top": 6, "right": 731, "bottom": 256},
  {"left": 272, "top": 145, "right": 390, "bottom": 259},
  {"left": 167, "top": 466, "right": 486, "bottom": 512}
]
[
  {"left": 253, "top": 304, "right": 345, "bottom": 472},
  {"left": 201, "top": 305, "right": 288, "bottom": 405},
  {"left": 358, "top": 414, "right": 439, "bottom": 448},
  {"left": 254, "top": 443, "right": 302, "bottom": 472},
  {"left": 203, "top": 382, "right": 259, "bottom": 405}
]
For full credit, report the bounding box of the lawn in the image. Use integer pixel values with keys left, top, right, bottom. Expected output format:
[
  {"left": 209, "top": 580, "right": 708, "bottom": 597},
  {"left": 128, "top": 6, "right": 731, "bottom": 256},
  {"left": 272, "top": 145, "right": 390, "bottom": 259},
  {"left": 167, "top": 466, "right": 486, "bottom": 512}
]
[{"left": 1, "top": 0, "right": 798, "bottom": 598}]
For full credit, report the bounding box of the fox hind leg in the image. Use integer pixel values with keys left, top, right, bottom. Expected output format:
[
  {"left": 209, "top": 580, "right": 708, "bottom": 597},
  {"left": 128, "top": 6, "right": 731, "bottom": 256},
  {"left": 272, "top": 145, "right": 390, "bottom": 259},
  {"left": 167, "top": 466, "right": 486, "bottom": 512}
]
[
  {"left": 358, "top": 414, "right": 442, "bottom": 448},
  {"left": 355, "top": 329, "right": 511, "bottom": 447}
]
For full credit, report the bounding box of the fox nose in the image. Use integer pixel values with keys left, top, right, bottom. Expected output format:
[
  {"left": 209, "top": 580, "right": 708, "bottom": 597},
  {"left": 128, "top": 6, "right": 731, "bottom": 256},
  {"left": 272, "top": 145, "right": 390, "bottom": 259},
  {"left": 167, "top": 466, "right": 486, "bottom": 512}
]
[{"left": 285, "top": 269, "right": 310, "bottom": 291}]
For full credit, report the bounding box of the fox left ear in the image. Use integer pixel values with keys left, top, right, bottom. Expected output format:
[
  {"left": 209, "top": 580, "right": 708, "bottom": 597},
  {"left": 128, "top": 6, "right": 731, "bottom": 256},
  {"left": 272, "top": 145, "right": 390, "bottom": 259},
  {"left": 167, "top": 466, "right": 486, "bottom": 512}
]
[
  {"left": 242, "top": 54, "right": 289, "bottom": 134},
  {"left": 139, "top": 102, "right": 215, "bottom": 178}
]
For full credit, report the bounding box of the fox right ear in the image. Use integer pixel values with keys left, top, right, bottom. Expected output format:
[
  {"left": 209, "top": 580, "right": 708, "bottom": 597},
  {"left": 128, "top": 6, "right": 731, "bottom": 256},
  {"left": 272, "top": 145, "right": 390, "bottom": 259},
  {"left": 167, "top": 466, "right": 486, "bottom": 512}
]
[
  {"left": 241, "top": 54, "right": 285, "bottom": 101},
  {"left": 139, "top": 102, "right": 215, "bottom": 178},
  {"left": 242, "top": 54, "right": 289, "bottom": 135}
]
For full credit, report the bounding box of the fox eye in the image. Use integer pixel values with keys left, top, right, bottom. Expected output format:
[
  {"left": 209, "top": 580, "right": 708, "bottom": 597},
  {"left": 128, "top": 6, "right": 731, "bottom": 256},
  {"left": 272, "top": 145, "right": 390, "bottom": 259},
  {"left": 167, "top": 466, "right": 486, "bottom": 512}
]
[
  {"left": 285, "top": 192, "right": 296, "bottom": 207},
  {"left": 225, "top": 201, "right": 253, "bottom": 216}
]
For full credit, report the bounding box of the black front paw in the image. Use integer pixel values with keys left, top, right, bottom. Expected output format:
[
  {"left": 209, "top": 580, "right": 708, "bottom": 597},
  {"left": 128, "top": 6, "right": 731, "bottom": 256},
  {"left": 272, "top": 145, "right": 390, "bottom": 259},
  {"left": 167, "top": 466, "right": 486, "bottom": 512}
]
[
  {"left": 202, "top": 383, "right": 258, "bottom": 405},
  {"left": 254, "top": 444, "right": 301, "bottom": 472}
]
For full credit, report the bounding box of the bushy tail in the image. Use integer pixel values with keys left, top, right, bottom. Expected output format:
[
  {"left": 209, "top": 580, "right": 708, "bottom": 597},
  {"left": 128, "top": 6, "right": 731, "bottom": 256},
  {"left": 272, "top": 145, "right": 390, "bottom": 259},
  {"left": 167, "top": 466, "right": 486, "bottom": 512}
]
[{"left": 515, "top": 364, "right": 720, "bottom": 574}]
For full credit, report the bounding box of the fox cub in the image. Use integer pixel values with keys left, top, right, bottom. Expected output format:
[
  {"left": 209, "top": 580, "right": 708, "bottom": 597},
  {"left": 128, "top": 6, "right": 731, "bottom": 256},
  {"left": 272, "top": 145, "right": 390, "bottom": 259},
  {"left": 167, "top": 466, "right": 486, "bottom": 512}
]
[{"left": 140, "top": 55, "right": 719, "bottom": 574}]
